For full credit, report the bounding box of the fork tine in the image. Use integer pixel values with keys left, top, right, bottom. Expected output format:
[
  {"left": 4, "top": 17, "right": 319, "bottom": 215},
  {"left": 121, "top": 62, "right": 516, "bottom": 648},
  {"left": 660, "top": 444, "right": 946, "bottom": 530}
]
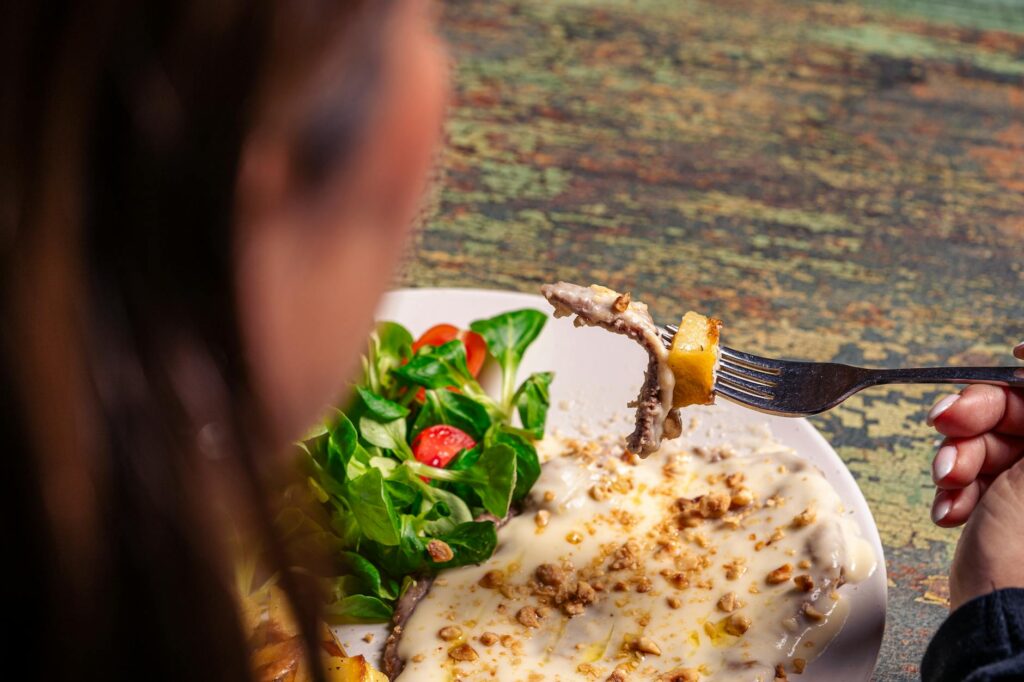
[
  {"left": 715, "top": 373, "right": 774, "bottom": 400},
  {"left": 718, "top": 358, "right": 778, "bottom": 386},
  {"left": 720, "top": 346, "right": 783, "bottom": 374}
]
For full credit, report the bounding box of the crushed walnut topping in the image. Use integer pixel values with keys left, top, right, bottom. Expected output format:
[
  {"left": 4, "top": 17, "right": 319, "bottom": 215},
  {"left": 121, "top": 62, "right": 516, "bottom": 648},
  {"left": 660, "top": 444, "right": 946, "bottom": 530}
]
[
  {"left": 438, "top": 625, "right": 462, "bottom": 641},
  {"left": 792, "top": 508, "right": 816, "bottom": 528},
  {"left": 794, "top": 575, "right": 815, "bottom": 592},
  {"left": 448, "top": 643, "right": 478, "bottom": 661},
  {"left": 802, "top": 602, "right": 826, "bottom": 622},
  {"left": 633, "top": 636, "right": 662, "bottom": 656},
  {"left": 767, "top": 563, "right": 793, "bottom": 585},
  {"left": 717, "top": 591, "right": 739, "bottom": 613},
  {"left": 427, "top": 539, "right": 454, "bottom": 563},
  {"left": 516, "top": 606, "right": 541, "bottom": 628},
  {"left": 724, "top": 612, "right": 752, "bottom": 636}
]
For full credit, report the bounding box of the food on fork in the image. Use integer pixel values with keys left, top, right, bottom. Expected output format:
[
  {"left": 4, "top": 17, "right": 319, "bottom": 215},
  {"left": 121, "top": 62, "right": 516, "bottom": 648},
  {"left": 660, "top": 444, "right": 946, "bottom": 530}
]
[
  {"left": 540, "top": 282, "right": 721, "bottom": 456},
  {"left": 668, "top": 310, "right": 722, "bottom": 408}
]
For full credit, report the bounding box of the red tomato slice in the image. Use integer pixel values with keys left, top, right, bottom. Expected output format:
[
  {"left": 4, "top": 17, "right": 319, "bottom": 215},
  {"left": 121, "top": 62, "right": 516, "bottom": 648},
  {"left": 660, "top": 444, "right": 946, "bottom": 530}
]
[
  {"left": 412, "top": 324, "right": 487, "bottom": 378},
  {"left": 412, "top": 424, "right": 476, "bottom": 470}
]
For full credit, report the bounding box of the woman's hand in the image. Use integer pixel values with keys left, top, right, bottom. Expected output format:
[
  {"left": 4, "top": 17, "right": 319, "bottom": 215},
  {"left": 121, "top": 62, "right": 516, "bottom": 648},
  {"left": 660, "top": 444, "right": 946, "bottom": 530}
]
[{"left": 928, "top": 344, "right": 1024, "bottom": 609}]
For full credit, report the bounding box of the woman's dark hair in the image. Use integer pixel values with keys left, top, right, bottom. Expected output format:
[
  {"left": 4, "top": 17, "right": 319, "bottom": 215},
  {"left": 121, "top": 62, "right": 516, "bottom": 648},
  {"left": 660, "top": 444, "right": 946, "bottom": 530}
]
[{"left": 1, "top": 1, "right": 390, "bottom": 678}]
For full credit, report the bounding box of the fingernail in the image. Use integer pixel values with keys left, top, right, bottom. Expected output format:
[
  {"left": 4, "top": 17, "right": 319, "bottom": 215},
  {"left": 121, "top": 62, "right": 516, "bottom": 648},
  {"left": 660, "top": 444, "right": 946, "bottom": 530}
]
[
  {"left": 1015, "top": 342, "right": 1024, "bottom": 360},
  {"left": 927, "top": 394, "right": 959, "bottom": 426},
  {"left": 933, "top": 445, "right": 957, "bottom": 482},
  {"left": 932, "top": 492, "right": 952, "bottom": 524}
]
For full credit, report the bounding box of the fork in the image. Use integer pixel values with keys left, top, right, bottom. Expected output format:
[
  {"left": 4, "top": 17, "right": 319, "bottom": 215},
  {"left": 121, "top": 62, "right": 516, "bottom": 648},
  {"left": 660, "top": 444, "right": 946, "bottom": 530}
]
[{"left": 659, "top": 324, "right": 1024, "bottom": 417}]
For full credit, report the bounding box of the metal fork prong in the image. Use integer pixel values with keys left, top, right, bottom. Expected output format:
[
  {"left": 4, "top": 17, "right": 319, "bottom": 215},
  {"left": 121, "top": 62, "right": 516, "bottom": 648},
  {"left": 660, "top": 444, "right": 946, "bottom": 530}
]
[
  {"left": 714, "top": 382, "right": 775, "bottom": 410},
  {"left": 720, "top": 346, "right": 784, "bottom": 374},
  {"left": 718, "top": 358, "right": 779, "bottom": 387},
  {"left": 715, "top": 373, "right": 774, "bottom": 400}
]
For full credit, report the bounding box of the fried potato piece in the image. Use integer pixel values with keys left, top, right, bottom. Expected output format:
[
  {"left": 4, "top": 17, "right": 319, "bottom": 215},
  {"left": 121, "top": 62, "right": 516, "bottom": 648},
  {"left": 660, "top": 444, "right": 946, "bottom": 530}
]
[
  {"left": 668, "top": 311, "right": 721, "bottom": 407},
  {"left": 248, "top": 582, "right": 386, "bottom": 682}
]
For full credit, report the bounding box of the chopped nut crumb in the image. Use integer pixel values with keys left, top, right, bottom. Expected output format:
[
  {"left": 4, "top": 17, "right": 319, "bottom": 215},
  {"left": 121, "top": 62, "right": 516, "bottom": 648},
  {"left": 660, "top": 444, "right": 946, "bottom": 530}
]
[
  {"left": 793, "top": 658, "right": 807, "bottom": 673},
  {"left": 793, "top": 508, "right": 817, "bottom": 528},
  {"left": 411, "top": 654, "right": 425, "bottom": 663},
  {"left": 699, "top": 492, "right": 732, "bottom": 518},
  {"left": 633, "top": 636, "right": 662, "bottom": 655},
  {"left": 661, "top": 669, "right": 700, "bottom": 682},
  {"left": 775, "top": 663, "right": 788, "bottom": 681},
  {"left": 589, "top": 483, "right": 611, "bottom": 501},
  {"left": 610, "top": 540, "right": 641, "bottom": 571},
  {"left": 730, "top": 488, "right": 753, "bottom": 509},
  {"left": 724, "top": 612, "right": 752, "bottom": 636},
  {"left": 767, "top": 563, "right": 793, "bottom": 584},
  {"left": 534, "top": 509, "right": 551, "bottom": 528},
  {"left": 667, "top": 596, "right": 682, "bottom": 609},
  {"left": 479, "top": 632, "right": 499, "bottom": 646},
  {"left": 798, "top": 559, "right": 812, "bottom": 570},
  {"left": 543, "top": 490, "right": 556, "bottom": 502},
  {"left": 723, "top": 558, "right": 747, "bottom": 580},
  {"left": 612, "top": 292, "right": 632, "bottom": 313},
  {"left": 802, "top": 602, "right": 826, "bottom": 622},
  {"left": 479, "top": 570, "right": 504, "bottom": 589},
  {"left": 535, "top": 563, "right": 566, "bottom": 588},
  {"left": 516, "top": 606, "right": 541, "bottom": 628},
  {"left": 427, "top": 539, "right": 454, "bottom": 563},
  {"left": 607, "top": 664, "right": 630, "bottom": 682},
  {"left": 794, "top": 575, "right": 815, "bottom": 592},
  {"left": 438, "top": 625, "right": 463, "bottom": 641},
  {"left": 448, "top": 643, "right": 478, "bottom": 661},
  {"left": 717, "top": 591, "right": 739, "bottom": 613}
]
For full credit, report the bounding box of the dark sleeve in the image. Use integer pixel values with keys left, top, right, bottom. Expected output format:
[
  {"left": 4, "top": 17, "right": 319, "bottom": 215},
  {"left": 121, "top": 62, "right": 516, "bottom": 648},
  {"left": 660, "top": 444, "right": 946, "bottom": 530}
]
[{"left": 922, "top": 588, "right": 1024, "bottom": 681}]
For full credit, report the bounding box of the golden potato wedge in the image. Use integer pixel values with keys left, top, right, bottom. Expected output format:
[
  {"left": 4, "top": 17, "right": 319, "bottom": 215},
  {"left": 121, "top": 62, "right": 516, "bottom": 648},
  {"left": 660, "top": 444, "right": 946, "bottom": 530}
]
[
  {"left": 323, "top": 655, "right": 389, "bottom": 682},
  {"left": 667, "top": 311, "right": 722, "bottom": 407}
]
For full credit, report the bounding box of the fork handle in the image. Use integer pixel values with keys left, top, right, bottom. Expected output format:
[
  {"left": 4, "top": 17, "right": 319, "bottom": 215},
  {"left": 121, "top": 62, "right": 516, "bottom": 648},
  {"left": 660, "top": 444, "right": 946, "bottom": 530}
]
[{"left": 864, "top": 366, "right": 1024, "bottom": 388}]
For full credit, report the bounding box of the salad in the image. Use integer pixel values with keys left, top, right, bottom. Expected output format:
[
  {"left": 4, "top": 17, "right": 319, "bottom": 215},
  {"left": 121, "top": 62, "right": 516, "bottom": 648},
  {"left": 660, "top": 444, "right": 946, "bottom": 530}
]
[{"left": 280, "top": 309, "right": 552, "bottom": 624}]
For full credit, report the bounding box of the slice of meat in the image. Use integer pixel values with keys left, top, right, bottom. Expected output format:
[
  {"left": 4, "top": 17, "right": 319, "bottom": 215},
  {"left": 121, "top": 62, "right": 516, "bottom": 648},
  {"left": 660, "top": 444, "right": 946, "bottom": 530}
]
[
  {"left": 383, "top": 577, "right": 433, "bottom": 679},
  {"left": 383, "top": 513, "right": 512, "bottom": 678},
  {"left": 540, "top": 282, "right": 681, "bottom": 456}
]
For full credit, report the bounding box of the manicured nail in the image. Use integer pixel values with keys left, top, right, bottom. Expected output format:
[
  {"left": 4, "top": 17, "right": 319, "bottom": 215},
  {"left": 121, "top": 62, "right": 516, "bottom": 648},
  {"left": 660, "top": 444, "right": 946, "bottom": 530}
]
[
  {"left": 927, "top": 394, "right": 959, "bottom": 426},
  {"left": 932, "top": 492, "right": 952, "bottom": 524},
  {"left": 933, "top": 445, "right": 957, "bottom": 482},
  {"left": 1015, "top": 342, "right": 1024, "bottom": 360}
]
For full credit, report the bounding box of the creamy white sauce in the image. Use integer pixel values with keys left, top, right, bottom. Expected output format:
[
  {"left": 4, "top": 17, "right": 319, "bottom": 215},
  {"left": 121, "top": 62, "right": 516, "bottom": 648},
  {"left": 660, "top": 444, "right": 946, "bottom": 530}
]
[{"left": 395, "top": 431, "right": 875, "bottom": 682}]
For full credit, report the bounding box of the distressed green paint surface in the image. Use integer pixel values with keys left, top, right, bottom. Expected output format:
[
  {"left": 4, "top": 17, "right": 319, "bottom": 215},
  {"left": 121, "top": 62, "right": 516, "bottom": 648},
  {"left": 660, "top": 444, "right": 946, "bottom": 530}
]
[{"left": 401, "top": 1, "right": 1024, "bottom": 678}]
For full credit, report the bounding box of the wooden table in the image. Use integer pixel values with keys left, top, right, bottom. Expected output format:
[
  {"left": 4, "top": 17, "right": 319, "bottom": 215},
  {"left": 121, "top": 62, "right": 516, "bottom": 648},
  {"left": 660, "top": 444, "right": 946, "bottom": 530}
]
[{"left": 402, "top": 1, "right": 1024, "bottom": 677}]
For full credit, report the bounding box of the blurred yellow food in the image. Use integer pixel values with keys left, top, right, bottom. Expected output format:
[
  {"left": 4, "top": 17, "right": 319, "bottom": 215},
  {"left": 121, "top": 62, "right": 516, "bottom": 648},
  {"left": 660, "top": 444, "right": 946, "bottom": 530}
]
[
  {"left": 245, "top": 583, "right": 386, "bottom": 682},
  {"left": 668, "top": 311, "right": 722, "bottom": 407}
]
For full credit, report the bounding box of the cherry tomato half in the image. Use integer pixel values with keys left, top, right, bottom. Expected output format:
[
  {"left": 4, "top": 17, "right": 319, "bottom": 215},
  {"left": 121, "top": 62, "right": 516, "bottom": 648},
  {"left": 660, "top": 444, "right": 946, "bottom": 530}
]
[
  {"left": 412, "top": 424, "right": 476, "bottom": 469},
  {"left": 412, "top": 324, "right": 487, "bottom": 378}
]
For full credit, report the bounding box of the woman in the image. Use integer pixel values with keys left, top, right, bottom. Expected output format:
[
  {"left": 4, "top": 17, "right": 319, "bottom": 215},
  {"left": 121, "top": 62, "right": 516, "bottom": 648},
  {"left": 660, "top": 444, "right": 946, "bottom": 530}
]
[{"left": 2, "top": 0, "right": 446, "bottom": 679}]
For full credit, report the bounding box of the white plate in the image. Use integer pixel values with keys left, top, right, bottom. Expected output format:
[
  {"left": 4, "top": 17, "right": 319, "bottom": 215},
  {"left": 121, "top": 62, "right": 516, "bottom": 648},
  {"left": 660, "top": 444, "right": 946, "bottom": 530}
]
[{"left": 336, "top": 287, "right": 887, "bottom": 680}]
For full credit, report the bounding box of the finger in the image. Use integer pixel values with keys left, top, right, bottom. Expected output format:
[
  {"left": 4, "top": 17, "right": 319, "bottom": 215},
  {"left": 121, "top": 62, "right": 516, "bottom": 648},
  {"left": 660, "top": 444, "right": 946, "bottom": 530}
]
[
  {"left": 1014, "top": 342, "right": 1024, "bottom": 360},
  {"left": 928, "top": 385, "right": 1007, "bottom": 437},
  {"left": 933, "top": 433, "right": 1024, "bottom": 489},
  {"left": 994, "top": 388, "right": 1024, "bottom": 437},
  {"left": 932, "top": 479, "right": 990, "bottom": 527}
]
